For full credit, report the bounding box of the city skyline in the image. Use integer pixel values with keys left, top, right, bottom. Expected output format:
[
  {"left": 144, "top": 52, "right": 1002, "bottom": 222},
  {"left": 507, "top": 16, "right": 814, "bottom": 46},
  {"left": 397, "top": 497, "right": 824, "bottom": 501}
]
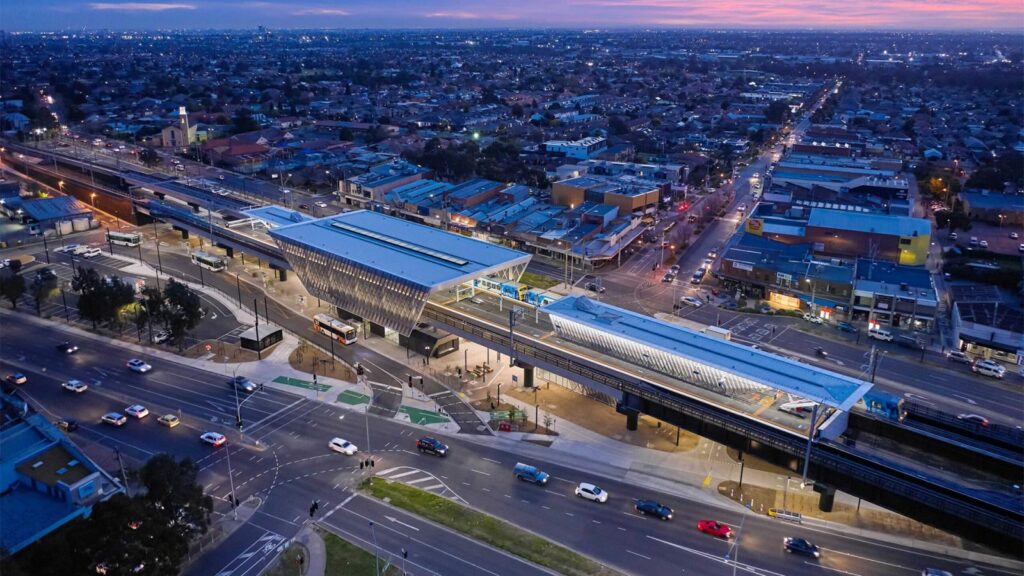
[{"left": 2, "top": 0, "right": 1024, "bottom": 32}]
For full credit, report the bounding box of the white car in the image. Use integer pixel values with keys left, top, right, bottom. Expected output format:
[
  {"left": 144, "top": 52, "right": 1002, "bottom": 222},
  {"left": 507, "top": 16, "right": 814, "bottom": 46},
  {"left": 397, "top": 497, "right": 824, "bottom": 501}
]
[
  {"left": 72, "top": 245, "right": 92, "bottom": 255},
  {"left": 56, "top": 244, "right": 80, "bottom": 254},
  {"left": 126, "top": 359, "right": 152, "bottom": 373},
  {"left": 680, "top": 296, "right": 704, "bottom": 307},
  {"left": 574, "top": 482, "right": 609, "bottom": 503},
  {"left": 972, "top": 360, "right": 1005, "bottom": 379},
  {"left": 62, "top": 379, "right": 88, "bottom": 393},
  {"left": 979, "top": 240, "right": 989, "bottom": 249},
  {"left": 124, "top": 404, "right": 149, "bottom": 419},
  {"left": 200, "top": 432, "right": 227, "bottom": 447},
  {"left": 329, "top": 437, "right": 358, "bottom": 455},
  {"left": 314, "top": 201, "right": 328, "bottom": 208},
  {"left": 867, "top": 329, "right": 893, "bottom": 342},
  {"left": 153, "top": 330, "right": 170, "bottom": 344},
  {"left": 101, "top": 412, "right": 127, "bottom": 426},
  {"left": 81, "top": 247, "right": 102, "bottom": 258},
  {"left": 802, "top": 313, "right": 824, "bottom": 325}
]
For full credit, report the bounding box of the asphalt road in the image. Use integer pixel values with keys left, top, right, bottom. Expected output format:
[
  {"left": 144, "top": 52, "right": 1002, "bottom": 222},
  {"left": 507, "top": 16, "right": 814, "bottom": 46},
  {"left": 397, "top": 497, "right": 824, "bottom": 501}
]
[{"left": 1, "top": 317, "right": 1013, "bottom": 576}]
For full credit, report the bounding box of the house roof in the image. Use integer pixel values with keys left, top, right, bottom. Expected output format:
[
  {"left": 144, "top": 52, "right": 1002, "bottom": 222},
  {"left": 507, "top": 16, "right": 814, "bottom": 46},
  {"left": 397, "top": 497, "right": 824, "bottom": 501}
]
[{"left": 807, "top": 208, "right": 930, "bottom": 238}]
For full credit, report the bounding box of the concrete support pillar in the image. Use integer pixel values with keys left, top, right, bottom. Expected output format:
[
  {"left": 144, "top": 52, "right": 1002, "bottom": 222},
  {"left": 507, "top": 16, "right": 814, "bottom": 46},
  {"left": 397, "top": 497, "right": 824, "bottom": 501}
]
[
  {"left": 179, "top": 229, "right": 189, "bottom": 239},
  {"left": 276, "top": 269, "right": 287, "bottom": 282},
  {"left": 816, "top": 484, "right": 836, "bottom": 512},
  {"left": 626, "top": 410, "right": 639, "bottom": 431},
  {"left": 223, "top": 246, "right": 234, "bottom": 258},
  {"left": 522, "top": 364, "right": 535, "bottom": 389}
]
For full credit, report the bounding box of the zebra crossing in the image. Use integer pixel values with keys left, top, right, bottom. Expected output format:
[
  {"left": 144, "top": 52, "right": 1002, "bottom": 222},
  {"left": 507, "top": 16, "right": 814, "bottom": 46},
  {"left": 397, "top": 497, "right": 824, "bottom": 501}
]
[{"left": 374, "top": 465, "right": 466, "bottom": 503}]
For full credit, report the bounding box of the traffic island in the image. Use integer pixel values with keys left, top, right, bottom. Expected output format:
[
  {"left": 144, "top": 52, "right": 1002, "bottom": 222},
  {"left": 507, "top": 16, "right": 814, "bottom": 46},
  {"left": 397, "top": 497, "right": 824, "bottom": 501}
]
[{"left": 361, "top": 477, "right": 622, "bottom": 576}]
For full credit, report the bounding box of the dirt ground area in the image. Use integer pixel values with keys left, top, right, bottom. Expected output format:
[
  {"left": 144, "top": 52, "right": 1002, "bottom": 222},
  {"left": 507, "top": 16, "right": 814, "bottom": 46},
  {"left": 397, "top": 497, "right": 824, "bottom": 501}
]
[
  {"left": 182, "top": 339, "right": 261, "bottom": 362},
  {"left": 288, "top": 342, "right": 356, "bottom": 382},
  {"left": 502, "top": 383, "right": 700, "bottom": 453},
  {"left": 717, "top": 480, "right": 961, "bottom": 547}
]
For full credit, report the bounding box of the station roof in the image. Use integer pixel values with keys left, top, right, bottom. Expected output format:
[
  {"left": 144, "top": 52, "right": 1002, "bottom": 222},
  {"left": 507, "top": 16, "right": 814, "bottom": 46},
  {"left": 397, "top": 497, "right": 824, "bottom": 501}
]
[
  {"left": 270, "top": 210, "right": 530, "bottom": 334},
  {"left": 545, "top": 295, "right": 872, "bottom": 411},
  {"left": 242, "top": 206, "right": 314, "bottom": 228},
  {"left": 20, "top": 196, "right": 93, "bottom": 222}
]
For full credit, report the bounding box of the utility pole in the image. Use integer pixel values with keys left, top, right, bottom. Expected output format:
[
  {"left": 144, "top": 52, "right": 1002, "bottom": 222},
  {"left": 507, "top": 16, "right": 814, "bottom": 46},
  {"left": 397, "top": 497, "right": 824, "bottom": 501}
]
[
  {"left": 114, "top": 447, "right": 131, "bottom": 497},
  {"left": 225, "top": 439, "right": 238, "bottom": 520}
]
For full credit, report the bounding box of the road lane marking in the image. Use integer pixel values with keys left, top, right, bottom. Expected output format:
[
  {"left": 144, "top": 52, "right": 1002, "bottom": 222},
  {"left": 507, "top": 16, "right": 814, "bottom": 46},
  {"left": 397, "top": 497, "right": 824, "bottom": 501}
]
[
  {"left": 626, "top": 550, "right": 651, "bottom": 560},
  {"left": 470, "top": 469, "right": 491, "bottom": 476},
  {"left": 421, "top": 484, "right": 445, "bottom": 491},
  {"left": 802, "top": 563, "right": 861, "bottom": 575},
  {"left": 384, "top": 470, "right": 421, "bottom": 480},
  {"left": 405, "top": 477, "right": 435, "bottom": 485}
]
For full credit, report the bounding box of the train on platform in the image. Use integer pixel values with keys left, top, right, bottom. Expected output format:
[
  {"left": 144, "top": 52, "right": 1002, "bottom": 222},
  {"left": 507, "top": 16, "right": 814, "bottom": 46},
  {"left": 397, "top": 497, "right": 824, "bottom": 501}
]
[
  {"left": 473, "top": 277, "right": 559, "bottom": 307},
  {"left": 861, "top": 390, "right": 906, "bottom": 422}
]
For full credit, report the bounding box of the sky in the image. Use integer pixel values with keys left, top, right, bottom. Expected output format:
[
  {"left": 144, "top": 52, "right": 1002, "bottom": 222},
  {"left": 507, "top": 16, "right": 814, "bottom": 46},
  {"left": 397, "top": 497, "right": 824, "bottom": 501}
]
[{"left": 2, "top": 0, "right": 1023, "bottom": 32}]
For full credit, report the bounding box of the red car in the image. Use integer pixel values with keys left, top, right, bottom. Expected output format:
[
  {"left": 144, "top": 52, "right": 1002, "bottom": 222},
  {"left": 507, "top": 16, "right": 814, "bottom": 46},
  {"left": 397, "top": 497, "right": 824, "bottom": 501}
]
[{"left": 697, "top": 519, "right": 734, "bottom": 538}]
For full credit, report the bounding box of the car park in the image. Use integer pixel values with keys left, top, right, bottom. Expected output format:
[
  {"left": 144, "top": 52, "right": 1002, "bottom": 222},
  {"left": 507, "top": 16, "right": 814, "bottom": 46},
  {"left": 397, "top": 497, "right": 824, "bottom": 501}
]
[
  {"left": 56, "top": 341, "right": 79, "bottom": 354},
  {"left": 784, "top": 537, "right": 820, "bottom": 558},
  {"left": 416, "top": 437, "right": 448, "bottom": 456},
  {"left": 802, "top": 313, "right": 824, "bottom": 324},
  {"left": 158, "top": 414, "right": 180, "bottom": 428},
  {"left": 957, "top": 414, "right": 989, "bottom": 427},
  {"left": 125, "top": 404, "right": 149, "bottom": 418},
  {"left": 945, "top": 350, "right": 971, "bottom": 363},
  {"left": 512, "top": 462, "right": 550, "bottom": 485},
  {"left": 126, "top": 359, "right": 152, "bottom": 373},
  {"left": 56, "top": 418, "right": 79, "bottom": 432},
  {"left": 836, "top": 321, "right": 857, "bottom": 333},
  {"left": 635, "top": 499, "right": 673, "bottom": 520},
  {"left": 867, "top": 328, "right": 893, "bottom": 342},
  {"left": 62, "top": 379, "right": 88, "bottom": 393},
  {"left": 201, "top": 432, "right": 227, "bottom": 447},
  {"left": 680, "top": 296, "right": 703, "bottom": 307},
  {"left": 329, "top": 437, "right": 358, "bottom": 455},
  {"left": 228, "top": 375, "right": 257, "bottom": 393},
  {"left": 696, "top": 519, "right": 733, "bottom": 538},
  {"left": 574, "top": 482, "right": 609, "bottom": 503},
  {"left": 6, "top": 373, "right": 27, "bottom": 385},
  {"left": 101, "top": 412, "right": 128, "bottom": 427}
]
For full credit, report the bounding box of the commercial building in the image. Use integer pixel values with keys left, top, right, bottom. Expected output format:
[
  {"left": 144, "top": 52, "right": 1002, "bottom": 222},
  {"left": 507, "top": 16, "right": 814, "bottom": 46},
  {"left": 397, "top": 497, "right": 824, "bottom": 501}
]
[
  {"left": 0, "top": 395, "right": 123, "bottom": 555},
  {"left": 949, "top": 286, "right": 1023, "bottom": 365},
  {"left": 852, "top": 259, "right": 938, "bottom": 331},
  {"left": 551, "top": 175, "right": 660, "bottom": 215},
  {"left": 341, "top": 160, "right": 431, "bottom": 206},
  {"left": 543, "top": 137, "right": 608, "bottom": 160},
  {"left": 959, "top": 190, "right": 1024, "bottom": 227}
]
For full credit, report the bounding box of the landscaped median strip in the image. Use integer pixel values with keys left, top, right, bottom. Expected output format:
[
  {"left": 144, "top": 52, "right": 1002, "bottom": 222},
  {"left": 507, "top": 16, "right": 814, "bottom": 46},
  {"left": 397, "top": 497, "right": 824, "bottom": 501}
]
[
  {"left": 273, "top": 375, "right": 331, "bottom": 392},
  {"left": 361, "top": 477, "right": 623, "bottom": 576}
]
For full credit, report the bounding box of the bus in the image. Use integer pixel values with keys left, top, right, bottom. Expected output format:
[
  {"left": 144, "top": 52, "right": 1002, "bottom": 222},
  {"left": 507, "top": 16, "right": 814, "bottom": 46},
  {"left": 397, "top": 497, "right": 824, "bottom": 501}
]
[
  {"left": 191, "top": 251, "right": 226, "bottom": 272},
  {"left": 313, "top": 314, "right": 358, "bottom": 345},
  {"left": 107, "top": 230, "right": 142, "bottom": 247}
]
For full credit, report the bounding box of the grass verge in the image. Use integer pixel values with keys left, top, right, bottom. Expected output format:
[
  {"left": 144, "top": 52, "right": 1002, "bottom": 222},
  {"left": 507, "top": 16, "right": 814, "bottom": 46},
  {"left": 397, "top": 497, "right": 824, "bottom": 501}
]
[
  {"left": 261, "top": 543, "right": 308, "bottom": 576},
  {"left": 361, "top": 477, "right": 621, "bottom": 576},
  {"left": 319, "top": 527, "right": 399, "bottom": 576},
  {"left": 520, "top": 271, "right": 561, "bottom": 290}
]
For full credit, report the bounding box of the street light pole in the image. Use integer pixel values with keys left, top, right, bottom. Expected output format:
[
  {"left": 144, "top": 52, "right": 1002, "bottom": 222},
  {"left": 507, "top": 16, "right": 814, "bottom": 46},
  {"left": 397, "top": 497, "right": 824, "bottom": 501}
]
[{"left": 225, "top": 440, "right": 238, "bottom": 520}]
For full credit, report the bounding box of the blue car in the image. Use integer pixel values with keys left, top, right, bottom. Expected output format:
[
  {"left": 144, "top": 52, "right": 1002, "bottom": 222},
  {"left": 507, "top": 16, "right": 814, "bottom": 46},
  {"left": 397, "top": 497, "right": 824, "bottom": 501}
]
[
  {"left": 513, "top": 463, "right": 549, "bottom": 485},
  {"left": 836, "top": 321, "right": 857, "bottom": 333},
  {"left": 635, "top": 499, "right": 673, "bottom": 520},
  {"left": 784, "top": 537, "right": 820, "bottom": 559}
]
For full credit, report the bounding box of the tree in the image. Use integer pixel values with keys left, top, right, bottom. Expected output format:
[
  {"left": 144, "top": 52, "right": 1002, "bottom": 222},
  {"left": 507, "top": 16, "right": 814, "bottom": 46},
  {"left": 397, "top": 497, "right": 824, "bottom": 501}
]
[
  {"left": 765, "top": 100, "right": 789, "bottom": 124},
  {"left": 7, "top": 259, "right": 22, "bottom": 274},
  {"left": 0, "top": 271, "right": 26, "bottom": 309},
  {"left": 163, "top": 280, "right": 202, "bottom": 349},
  {"left": 608, "top": 116, "right": 630, "bottom": 135},
  {"left": 73, "top": 268, "right": 135, "bottom": 330},
  {"left": 139, "top": 455, "right": 213, "bottom": 542},
  {"left": 30, "top": 275, "right": 58, "bottom": 316},
  {"left": 139, "top": 147, "right": 160, "bottom": 167},
  {"left": 230, "top": 108, "right": 260, "bottom": 134}
]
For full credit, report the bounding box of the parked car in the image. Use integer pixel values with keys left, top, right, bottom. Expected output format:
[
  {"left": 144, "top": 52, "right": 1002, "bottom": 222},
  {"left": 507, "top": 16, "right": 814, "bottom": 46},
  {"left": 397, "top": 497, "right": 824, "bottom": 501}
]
[
  {"left": 124, "top": 404, "right": 149, "bottom": 418},
  {"left": 329, "top": 437, "right": 358, "bottom": 455},
  {"left": 6, "top": 373, "right": 27, "bottom": 385},
  {"left": 867, "top": 329, "right": 893, "bottom": 342},
  {"left": 895, "top": 335, "right": 924, "bottom": 350},
  {"left": 635, "top": 499, "right": 673, "bottom": 520},
  {"left": 972, "top": 359, "right": 1005, "bottom": 379},
  {"left": 720, "top": 300, "right": 738, "bottom": 310},
  {"left": 101, "top": 412, "right": 128, "bottom": 427},
  {"left": 696, "top": 519, "right": 733, "bottom": 538},
  {"left": 157, "top": 414, "right": 180, "bottom": 428},
  {"left": 1011, "top": 232, "right": 1020, "bottom": 240},
  {"left": 836, "top": 321, "right": 857, "bottom": 333},
  {"left": 152, "top": 330, "right": 170, "bottom": 344},
  {"left": 62, "top": 379, "right": 88, "bottom": 393},
  {"left": 36, "top": 268, "right": 58, "bottom": 281},
  {"left": 512, "top": 462, "right": 550, "bottom": 485},
  {"left": 201, "top": 432, "right": 227, "bottom": 447},
  {"left": 945, "top": 350, "right": 971, "bottom": 364},
  {"left": 574, "top": 482, "right": 609, "bottom": 503},
  {"left": 922, "top": 569, "right": 953, "bottom": 576},
  {"left": 416, "top": 437, "right": 448, "bottom": 456},
  {"left": 947, "top": 232, "right": 957, "bottom": 241},
  {"left": 126, "top": 359, "right": 152, "bottom": 373},
  {"left": 56, "top": 341, "right": 79, "bottom": 354},
  {"left": 802, "top": 313, "right": 824, "bottom": 325},
  {"left": 979, "top": 240, "right": 989, "bottom": 249},
  {"left": 784, "top": 537, "right": 820, "bottom": 559},
  {"left": 759, "top": 304, "right": 776, "bottom": 315}
]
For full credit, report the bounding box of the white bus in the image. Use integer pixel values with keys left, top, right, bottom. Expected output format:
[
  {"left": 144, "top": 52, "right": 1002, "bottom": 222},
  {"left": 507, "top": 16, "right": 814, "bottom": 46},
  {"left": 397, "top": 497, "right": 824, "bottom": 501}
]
[
  {"left": 191, "top": 251, "right": 226, "bottom": 272},
  {"left": 313, "top": 313, "right": 358, "bottom": 345},
  {"left": 106, "top": 230, "right": 142, "bottom": 247}
]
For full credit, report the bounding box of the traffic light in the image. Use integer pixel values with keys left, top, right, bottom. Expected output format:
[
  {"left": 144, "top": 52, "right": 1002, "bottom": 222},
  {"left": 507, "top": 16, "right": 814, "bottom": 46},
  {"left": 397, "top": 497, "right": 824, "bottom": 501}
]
[
  {"left": 408, "top": 374, "right": 412, "bottom": 387},
  {"left": 356, "top": 364, "right": 365, "bottom": 376},
  {"left": 258, "top": 382, "right": 264, "bottom": 392},
  {"left": 309, "top": 504, "right": 315, "bottom": 518}
]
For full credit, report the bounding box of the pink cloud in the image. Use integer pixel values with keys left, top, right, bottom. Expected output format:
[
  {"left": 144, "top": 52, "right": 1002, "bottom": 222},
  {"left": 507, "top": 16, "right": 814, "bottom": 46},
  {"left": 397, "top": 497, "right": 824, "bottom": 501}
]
[
  {"left": 89, "top": 2, "right": 195, "bottom": 10},
  {"left": 292, "top": 7, "right": 351, "bottom": 16}
]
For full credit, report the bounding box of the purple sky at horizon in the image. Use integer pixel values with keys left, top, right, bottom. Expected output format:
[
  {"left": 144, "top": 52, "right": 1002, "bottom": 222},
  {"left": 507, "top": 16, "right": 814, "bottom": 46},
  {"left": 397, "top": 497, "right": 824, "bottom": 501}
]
[{"left": 2, "top": 1, "right": 1023, "bottom": 32}]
